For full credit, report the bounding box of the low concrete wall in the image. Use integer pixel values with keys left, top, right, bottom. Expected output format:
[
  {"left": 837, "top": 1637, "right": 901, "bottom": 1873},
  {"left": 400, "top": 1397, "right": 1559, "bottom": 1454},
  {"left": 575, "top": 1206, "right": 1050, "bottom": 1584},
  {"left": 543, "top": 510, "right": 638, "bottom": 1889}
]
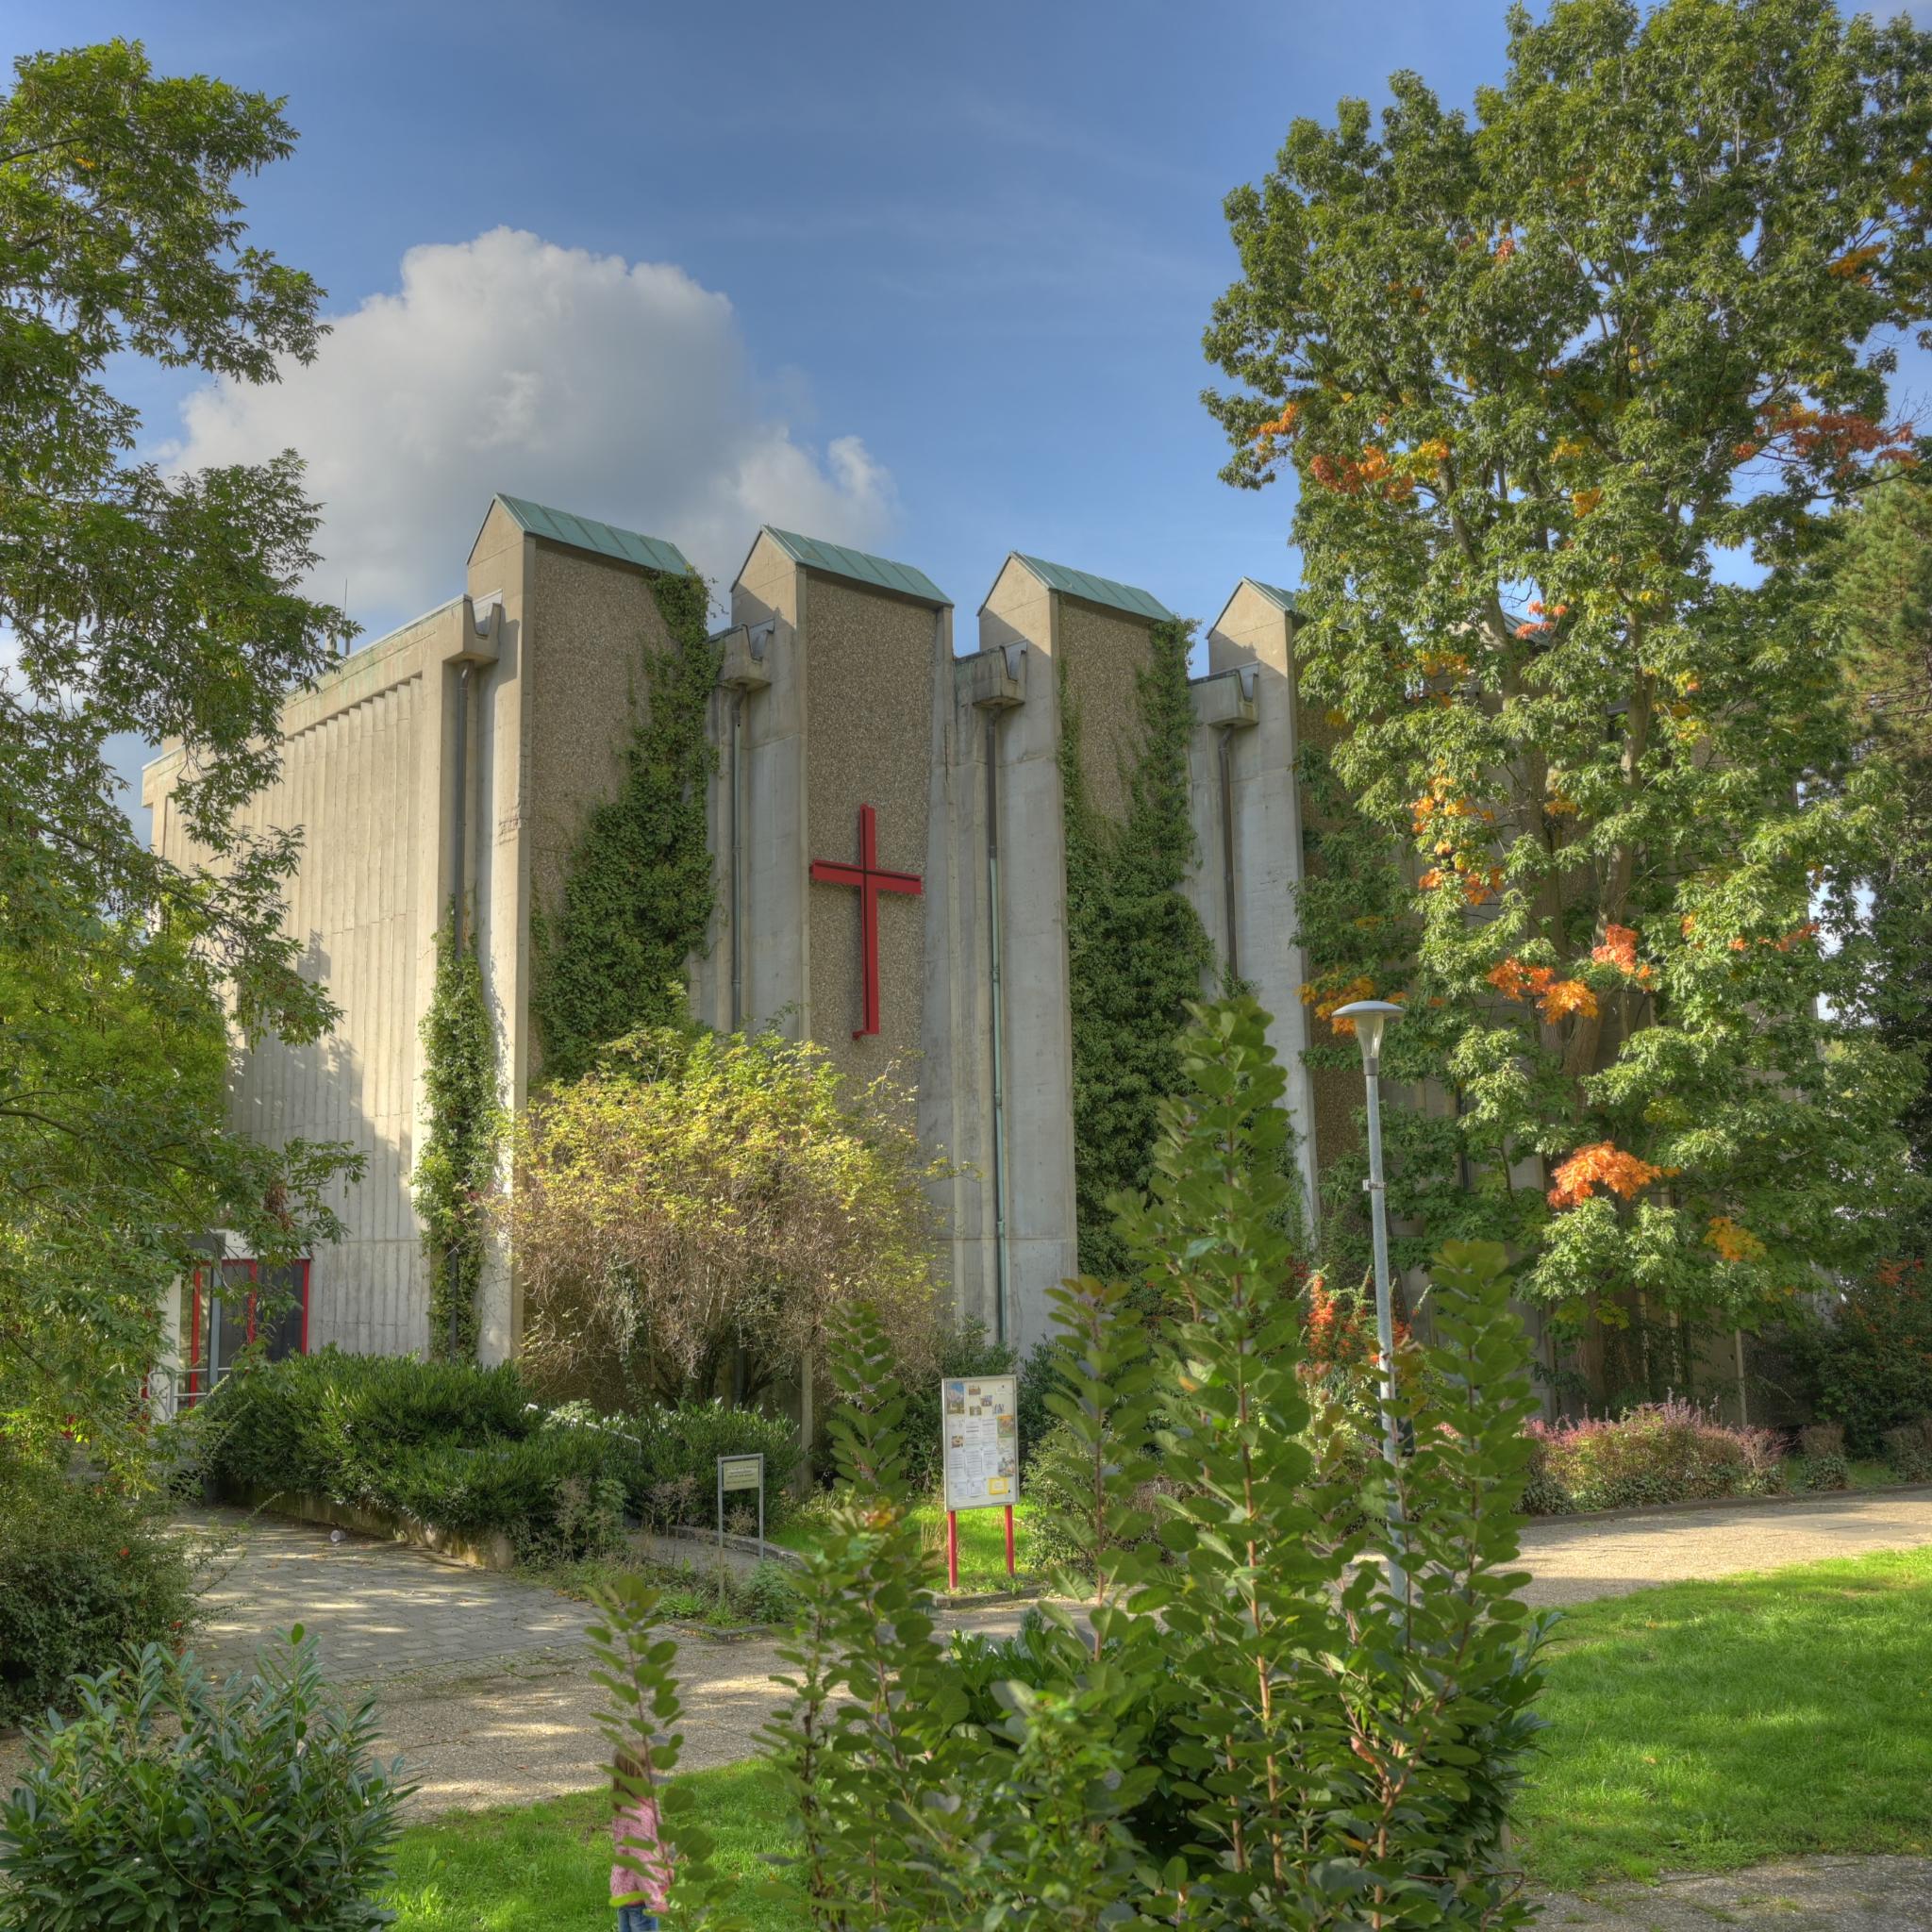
[{"left": 222, "top": 1483, "right": 516, "bottom": 1572}]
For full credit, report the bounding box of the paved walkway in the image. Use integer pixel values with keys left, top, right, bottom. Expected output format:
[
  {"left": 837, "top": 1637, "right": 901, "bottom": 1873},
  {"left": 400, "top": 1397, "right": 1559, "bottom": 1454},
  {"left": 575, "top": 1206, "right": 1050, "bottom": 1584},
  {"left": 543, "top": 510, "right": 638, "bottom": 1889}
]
[
  {"left": 1516, "top": 1486, "right": 1932, "bottom": 1606},
  {"left": 5, "top": 1489, "right": 1929, "bottom": 1828},
  {"left": 1537, "top": 1857, "right": 1932, "bottom": 1929},
  {"left": 189, "top": 1511, "right": 593, "bottom": 1681}
]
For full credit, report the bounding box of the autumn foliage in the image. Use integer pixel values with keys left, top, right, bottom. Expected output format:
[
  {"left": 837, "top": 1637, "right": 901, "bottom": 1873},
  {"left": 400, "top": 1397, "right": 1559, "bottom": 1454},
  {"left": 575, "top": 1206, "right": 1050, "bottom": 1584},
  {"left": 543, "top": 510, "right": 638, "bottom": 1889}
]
[{"left": 1205, "top": 0, "right": 1930, "bottom": 1348}]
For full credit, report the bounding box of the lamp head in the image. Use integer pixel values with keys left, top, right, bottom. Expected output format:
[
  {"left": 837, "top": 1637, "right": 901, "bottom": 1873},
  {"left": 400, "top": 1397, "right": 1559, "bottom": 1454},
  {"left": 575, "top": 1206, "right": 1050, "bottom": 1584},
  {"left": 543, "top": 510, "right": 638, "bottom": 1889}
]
[{"left": 1331, "top": 998, "right": 1405, "bottom": 1069}]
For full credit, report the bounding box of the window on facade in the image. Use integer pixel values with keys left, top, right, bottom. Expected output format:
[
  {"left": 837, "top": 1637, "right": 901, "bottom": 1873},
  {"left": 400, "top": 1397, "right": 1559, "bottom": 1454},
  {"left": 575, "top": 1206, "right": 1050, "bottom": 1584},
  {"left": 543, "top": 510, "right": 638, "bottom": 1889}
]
[{"left": 182, "top": 1257, "right": 309, "bottom": 1399}]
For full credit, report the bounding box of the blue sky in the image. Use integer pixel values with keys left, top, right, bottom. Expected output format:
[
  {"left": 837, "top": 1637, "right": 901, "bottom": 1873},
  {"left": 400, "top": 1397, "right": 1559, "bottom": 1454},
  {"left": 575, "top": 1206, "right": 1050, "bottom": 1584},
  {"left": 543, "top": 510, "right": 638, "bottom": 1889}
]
[{"left": 9, "top": 0, "right": 1541, "bottom": 652}]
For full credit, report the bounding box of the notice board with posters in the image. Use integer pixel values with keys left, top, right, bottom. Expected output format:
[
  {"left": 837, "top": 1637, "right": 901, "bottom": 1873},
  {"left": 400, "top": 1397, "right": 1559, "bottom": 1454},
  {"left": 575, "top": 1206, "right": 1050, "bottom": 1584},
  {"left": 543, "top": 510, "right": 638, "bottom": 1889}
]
[{"left": 941, "top": 1374, "right": 1019, "bottom": 1512}]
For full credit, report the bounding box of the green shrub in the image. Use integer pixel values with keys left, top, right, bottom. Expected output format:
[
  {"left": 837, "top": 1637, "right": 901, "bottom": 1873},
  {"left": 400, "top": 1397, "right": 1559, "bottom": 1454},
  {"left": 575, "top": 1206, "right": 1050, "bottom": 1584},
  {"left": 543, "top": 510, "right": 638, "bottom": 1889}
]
[
  {"left": 0, "top": 1633, "right": 408, "bottom": 1930},
  {"left": 0, "top": 1476, "right": 199, "bottom": 1727},
  {"left": 1884, "top": 1416, "right": 1932, "bottom": 1481},
  {"left": 1780, "top": 1262, "right": 1932, "bottom": 1458},
  {"left": 755, "top": 1000, "right": 1546, "bottom": 1927},
  {"left": 199, "top": 1351, "right": 798, "bottom": 1552}
]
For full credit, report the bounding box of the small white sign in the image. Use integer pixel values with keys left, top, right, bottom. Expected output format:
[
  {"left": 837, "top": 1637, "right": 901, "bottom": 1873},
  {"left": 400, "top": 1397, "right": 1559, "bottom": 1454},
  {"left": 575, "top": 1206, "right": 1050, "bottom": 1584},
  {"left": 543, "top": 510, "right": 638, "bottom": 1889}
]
[
  {"left": 941, "top": 1374, "right": 1019, "bottom": 1512},
  {"left": 719, "top": 1454, "right": 763, "bottom": 1493}
]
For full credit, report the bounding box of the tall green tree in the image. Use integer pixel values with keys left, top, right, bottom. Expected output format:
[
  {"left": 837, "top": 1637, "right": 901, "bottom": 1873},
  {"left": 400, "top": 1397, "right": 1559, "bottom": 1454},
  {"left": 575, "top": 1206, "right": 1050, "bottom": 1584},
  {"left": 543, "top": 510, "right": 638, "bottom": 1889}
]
[
  {"left": 1830, "top": 464, "right": 1932, "bottom": 1239},
  {"left": 1204, "top": 0, "right": 1932, "bottom": 1379},
  {"left": 1, "top": 41, "right": 356, "bottom": 1477}
]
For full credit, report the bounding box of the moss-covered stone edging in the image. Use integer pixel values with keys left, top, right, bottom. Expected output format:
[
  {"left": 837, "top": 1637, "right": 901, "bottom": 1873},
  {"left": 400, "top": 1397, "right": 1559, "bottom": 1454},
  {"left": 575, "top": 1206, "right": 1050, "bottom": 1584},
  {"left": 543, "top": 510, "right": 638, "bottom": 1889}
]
[
  {"left": 1525, "top": 1476, "right": 1932, "bottom": 1526},
  {"left": 221, "top": 1482, "right": 516, "bottom": 1571}
]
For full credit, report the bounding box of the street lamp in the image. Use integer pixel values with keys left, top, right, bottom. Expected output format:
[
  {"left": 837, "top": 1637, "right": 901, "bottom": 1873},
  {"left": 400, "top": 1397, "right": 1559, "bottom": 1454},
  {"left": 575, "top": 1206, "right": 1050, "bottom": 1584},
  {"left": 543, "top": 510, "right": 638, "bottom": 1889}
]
[{"left": 1331, "top": 998, "right": 1407, "bottom": 1601}]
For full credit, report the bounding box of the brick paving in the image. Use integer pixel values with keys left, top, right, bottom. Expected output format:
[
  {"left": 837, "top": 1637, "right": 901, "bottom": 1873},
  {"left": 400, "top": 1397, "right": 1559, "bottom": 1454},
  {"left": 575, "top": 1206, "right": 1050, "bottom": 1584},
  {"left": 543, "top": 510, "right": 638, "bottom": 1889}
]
[{"left": 187, "top": 1508, "right": 591, "bottom": 1680}]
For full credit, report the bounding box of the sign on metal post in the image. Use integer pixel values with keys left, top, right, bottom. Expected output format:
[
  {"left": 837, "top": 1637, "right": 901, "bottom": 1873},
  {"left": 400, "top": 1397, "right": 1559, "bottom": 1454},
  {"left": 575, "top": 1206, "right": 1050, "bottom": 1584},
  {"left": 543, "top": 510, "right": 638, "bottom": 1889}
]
[
  {"left": 716, "top": 1451, "right": 765, "bottom": 1564},
  {"left": 939, "top": 1374, "right": 1019, "bottom": 1591}
]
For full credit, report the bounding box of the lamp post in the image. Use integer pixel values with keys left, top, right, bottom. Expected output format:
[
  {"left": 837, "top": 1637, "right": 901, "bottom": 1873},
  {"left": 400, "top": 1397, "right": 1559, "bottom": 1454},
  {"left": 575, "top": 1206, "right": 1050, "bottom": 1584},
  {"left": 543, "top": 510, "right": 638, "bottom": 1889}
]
[{"left": 1331, "top": 998, "right": 1407, "bottom": 1602}]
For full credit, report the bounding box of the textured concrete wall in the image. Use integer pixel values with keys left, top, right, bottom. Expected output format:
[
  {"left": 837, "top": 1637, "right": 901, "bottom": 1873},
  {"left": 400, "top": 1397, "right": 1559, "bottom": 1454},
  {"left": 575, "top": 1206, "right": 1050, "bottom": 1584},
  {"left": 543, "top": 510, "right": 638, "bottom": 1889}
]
[
  {"left": 801, "top": 575, "right": 938, "bottom": 1094},
  {"left": 1054, "top": 598, "right": 1155, "bottom": 825},
  {"left": 728, "top": 534, "right": 810, "bottom": 1041},
  {"left": 954, "top": 558, "right": 1084, "bottom": 1351},
  {"left": 522, "top": 543, "right": 674, "bottom": 1028},
  {"left": 145, "top": 608, "right": 452, "bottom": 1357},
  {"left": 1204, "top": 583, "right": 1322, "bottom": 1225},
  {"left": 463, "top": 504, "right": 531, "bottom": 1362}
]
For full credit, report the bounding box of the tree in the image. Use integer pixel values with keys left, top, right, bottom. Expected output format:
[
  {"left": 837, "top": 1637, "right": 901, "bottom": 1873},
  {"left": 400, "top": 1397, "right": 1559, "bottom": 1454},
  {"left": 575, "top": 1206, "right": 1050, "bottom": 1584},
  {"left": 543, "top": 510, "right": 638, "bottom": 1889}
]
[
  {"left": 1204, "top": 0, "right": 1932, "bottom": 1385},
  {"left": 1829, "top": 465, "right": 1932, "bottom": 1238},
  {"left": 1, "top": 41, "right": 356, "bottom": 1477},
  {"left": 504, "top": 1026, "right": 941, "bottom": 1410}
]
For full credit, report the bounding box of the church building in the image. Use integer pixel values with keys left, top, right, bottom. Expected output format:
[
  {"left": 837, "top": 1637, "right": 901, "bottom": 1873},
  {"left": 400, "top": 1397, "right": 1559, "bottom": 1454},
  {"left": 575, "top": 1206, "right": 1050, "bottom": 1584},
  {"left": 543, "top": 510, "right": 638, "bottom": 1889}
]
[{"left": 143, "top": 495, "right": 1352, "bottom": 1379}]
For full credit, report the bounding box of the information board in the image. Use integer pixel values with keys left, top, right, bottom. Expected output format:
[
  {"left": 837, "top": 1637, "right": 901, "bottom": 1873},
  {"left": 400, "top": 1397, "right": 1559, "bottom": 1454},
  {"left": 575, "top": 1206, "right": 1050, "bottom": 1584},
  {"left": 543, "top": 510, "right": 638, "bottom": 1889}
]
[
  {"left": 716, "top": 1451, "right": 766, "bottom": 1561},
  {"left": 941, "top": 1374, "right": 1019, "bottom": 1512}
]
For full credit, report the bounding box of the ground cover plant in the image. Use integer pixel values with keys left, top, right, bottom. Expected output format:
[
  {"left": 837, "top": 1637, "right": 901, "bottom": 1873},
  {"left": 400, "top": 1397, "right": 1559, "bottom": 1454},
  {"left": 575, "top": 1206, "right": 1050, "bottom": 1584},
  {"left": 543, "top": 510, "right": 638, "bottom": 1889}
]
[
  {"left": 1523, "top": 1398, "right": 1785, "bottom": 1514},
  {"left": 198, "top": 1351, "right": 797, "bottom": 1557}
]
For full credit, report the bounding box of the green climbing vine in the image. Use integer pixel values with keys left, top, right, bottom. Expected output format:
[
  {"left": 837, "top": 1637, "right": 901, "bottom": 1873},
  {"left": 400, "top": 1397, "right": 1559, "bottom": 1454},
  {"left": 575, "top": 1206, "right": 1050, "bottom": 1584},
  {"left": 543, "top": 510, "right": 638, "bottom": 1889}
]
[
  {"left": 1059, "top": 616, "right": 1214, "bottom": 1279},
  {"left": 530, "top": 570, "right": 722, "bottom": 1085},
  {"left": 416, "top": 912, "right": 499, "bottom": 1360}
]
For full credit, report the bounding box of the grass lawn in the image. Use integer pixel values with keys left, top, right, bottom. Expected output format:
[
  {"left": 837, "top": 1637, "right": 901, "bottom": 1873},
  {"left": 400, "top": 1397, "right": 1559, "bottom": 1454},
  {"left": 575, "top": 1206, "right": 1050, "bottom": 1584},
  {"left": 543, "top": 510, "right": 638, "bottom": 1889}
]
[
  {"left": 773, "top": 1497, "right": 1041, "bottom": 1593},
  {"left": 388, "top": 1545, "right": 1932, "bottom": 1925},
  {"left": 1514, "top": 1543, "right": 1932, "bottom": 1889}
]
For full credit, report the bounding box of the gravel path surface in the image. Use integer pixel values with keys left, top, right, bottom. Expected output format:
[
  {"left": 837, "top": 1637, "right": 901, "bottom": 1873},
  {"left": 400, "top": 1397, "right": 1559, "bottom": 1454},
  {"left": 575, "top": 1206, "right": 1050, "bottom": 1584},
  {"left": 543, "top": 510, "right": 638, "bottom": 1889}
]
[
  {"left": 1534, "top": 1856, "right": 1932, "bottom": 1929},
  {"left": 6, "top": 1488, "right": 1929, "bottom": 1828}
]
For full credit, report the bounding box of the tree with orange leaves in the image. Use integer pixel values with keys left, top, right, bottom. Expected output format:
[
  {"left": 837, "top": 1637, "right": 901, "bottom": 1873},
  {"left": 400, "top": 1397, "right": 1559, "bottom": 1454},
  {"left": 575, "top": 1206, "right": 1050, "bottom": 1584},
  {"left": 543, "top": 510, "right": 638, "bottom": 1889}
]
[{"left": 1205, "top": 0, "right": 1930, "bottom": 1375}]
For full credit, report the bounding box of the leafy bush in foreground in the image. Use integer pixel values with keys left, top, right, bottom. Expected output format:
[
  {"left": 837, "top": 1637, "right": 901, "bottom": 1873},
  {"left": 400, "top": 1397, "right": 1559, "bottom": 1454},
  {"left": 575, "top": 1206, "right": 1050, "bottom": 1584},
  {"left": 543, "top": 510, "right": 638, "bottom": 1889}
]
[
  {"left": 0, "top": 1474, "right": 199, "bottom": 1726},
  {"left": 0, "top": 1633, "right": 408, "bottom": 1930},
  {"left": 749, "top": 999, "right": 1546, "bottom": 1928}
]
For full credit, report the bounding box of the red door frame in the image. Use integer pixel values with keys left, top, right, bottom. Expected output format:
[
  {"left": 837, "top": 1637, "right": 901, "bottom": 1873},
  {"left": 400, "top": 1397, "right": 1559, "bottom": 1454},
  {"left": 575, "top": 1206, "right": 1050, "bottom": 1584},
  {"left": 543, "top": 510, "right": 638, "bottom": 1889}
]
[{"left": 185, "top": 1257, "right": 310, "bottom": 1399}]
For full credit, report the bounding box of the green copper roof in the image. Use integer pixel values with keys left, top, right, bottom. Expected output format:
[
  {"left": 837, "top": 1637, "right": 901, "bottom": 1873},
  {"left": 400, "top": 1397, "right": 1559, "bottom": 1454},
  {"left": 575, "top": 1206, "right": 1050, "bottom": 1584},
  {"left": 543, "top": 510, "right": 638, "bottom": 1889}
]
[
  {"left": 493, "top": 494, "right": 692, "bottom": 575},
  {"left": 758, "top": 526, "right": 949, "bottom": 606},
  {"left": 1244, "top": 578, "right": 1301, "bottom": 614},
  {"left": 1013, "top": 554, "right": 1174, "bottom": 623}
]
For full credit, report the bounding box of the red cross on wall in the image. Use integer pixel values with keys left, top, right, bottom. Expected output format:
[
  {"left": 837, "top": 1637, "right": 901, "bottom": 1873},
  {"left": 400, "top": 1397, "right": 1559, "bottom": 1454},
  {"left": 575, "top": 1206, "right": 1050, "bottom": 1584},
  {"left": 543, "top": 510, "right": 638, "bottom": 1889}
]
[{"left": 809, "top": 803, "right": 923, "bottom": 1039}]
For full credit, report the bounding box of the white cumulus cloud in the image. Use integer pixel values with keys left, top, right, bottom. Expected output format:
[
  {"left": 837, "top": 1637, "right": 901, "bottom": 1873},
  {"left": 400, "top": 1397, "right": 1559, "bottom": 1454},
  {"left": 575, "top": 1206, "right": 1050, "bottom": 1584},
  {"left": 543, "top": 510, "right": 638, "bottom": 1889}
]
[{"left": 171, "top": 226, "right": 895, "bottom": 625}]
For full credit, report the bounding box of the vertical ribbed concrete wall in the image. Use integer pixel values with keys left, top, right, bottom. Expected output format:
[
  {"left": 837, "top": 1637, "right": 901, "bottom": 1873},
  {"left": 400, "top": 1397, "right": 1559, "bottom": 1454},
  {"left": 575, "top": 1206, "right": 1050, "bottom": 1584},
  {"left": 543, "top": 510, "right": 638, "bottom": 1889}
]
[{"left": 145, "top": 613, "right": 447, "bottom": 1357}]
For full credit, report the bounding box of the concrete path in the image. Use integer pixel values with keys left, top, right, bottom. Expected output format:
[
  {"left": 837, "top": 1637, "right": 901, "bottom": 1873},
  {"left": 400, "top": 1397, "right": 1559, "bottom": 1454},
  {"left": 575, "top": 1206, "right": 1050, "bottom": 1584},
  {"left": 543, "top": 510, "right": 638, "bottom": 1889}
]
[
  {"left": 5, "top": 1488, "right": 1929, "bottom": 1827},
  {"left": 1516, "top": 1486, "right": 1932, "bottom": 1607},
  {"left": 1536, "top": 1856, "right": 1932, "bottom": 1929},
  {"left": 190, "top": 1510, "right": 593, "bottom": 1681}
]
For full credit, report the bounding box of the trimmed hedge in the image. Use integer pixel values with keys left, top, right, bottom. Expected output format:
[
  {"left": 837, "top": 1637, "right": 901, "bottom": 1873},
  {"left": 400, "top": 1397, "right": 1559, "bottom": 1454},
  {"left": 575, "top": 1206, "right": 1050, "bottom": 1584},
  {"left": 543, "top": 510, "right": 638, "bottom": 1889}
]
[{"left": 200, "top": 1349, "right": 798, "bottom": 1556}]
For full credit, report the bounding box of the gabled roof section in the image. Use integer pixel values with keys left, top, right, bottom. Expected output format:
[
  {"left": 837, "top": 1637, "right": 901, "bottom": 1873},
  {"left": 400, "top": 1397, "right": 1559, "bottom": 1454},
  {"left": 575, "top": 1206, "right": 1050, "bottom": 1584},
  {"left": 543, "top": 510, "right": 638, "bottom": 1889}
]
[
  {"left": 491, "top": 494, "right": 692, "bottom": 575},
  {"left": 1243, "top": 578, "right": 1300, "bottom": 614},
  {"left": 1009, "top": 554, "right": 1174, "bottom": 624},
  {"left": 758, "top": 526, "right": 949, "bottom": 607}
]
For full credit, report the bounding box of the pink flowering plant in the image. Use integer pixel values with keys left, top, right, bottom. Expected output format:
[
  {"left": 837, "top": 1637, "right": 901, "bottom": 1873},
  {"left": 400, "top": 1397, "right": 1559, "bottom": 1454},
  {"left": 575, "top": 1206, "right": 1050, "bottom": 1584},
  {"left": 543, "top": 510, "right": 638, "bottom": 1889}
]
[{"left": 1524, "top": 1397, "right": 1784, "bottom": 1515}]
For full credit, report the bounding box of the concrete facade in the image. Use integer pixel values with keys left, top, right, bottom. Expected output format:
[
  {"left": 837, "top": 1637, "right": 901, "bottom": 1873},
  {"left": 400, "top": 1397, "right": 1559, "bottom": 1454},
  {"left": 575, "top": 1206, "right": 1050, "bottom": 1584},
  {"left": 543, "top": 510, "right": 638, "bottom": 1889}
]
[{"left": 147, "top": 500, "right": 1335, "bottom": 1367}]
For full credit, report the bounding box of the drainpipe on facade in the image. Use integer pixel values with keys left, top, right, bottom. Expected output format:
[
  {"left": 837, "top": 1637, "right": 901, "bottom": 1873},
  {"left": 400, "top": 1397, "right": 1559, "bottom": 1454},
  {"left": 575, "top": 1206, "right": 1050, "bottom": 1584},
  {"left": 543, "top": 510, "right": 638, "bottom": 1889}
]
[{"left": 985, "top": 708, "right": 1009, "bottom": 1349}]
